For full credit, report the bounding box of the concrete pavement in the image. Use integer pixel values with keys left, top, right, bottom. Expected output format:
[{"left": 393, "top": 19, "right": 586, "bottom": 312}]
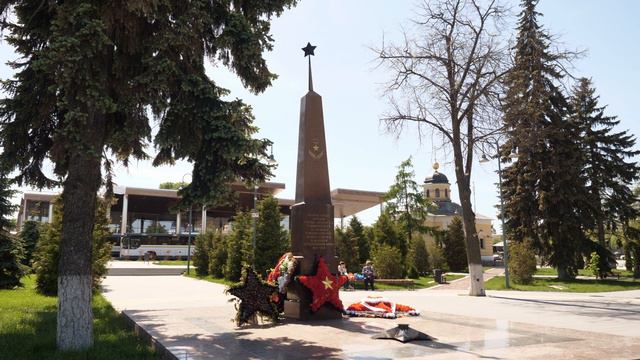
[{"left": 102, "top": 274, "right": 640, "bottom": 359}]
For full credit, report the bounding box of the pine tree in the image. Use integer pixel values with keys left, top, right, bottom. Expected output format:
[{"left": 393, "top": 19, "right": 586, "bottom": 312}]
[
  {"left": 193, "top": 231, "right": 215, "bottom": 276},
  {"left": 253, "top": 196, "right": 288, "bottom": 277},
  {"left": 443, "top": 217, "right": 467, "bottom": 272},
  {"left": 570, "top": 78, "right": 640, "bottom": 246},
  {"left": 350, "top": 216, "right": 369, "bottom": 266},
  {"left": 33, "top": 197, "right": 112, "bottom": 295},
  {"left": 0, "top": 170, "right": 23, "bottom": 288},
  {"left": 225, "top": 211, "right": 252, "bottom": 282},
  {"left": 500, "top": 0, "right": 589, "bottom": 280},
  {"left": 208, "top": 231, "right": 228, "bottom": 278},
  {"left": 19, "top": 221, "right": 40, "bottom": 266},
  {"left": 0, "top": 1, "right": 296, "bottom": 350}
]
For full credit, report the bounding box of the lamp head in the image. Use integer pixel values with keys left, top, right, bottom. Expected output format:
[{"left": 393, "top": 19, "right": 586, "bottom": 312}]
[{"left": 479, "top": 154, "right": 490, "bottom": 164}]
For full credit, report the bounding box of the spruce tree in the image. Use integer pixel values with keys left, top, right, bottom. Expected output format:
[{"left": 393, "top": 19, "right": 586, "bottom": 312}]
[
  {"left": 443, "top": 217, "right": 467, "bottom": 272},
  {"left": 224, "top": 211, "right": 252, "bottom": 282},
  {"left": 570, "top": 78, "right": 640, "bottom": 246},
  {"left": 208, "top": 231, "right": 228, "bottom": 278},
  {"left": 501, "top": 0, "right": 589, "bottom": 280},
  {"left": 372, "top": 211, "right": 406, "bottom": 258},
  {"left": 407, "top": 236, "right": 430, "bottom": 278},
  {"left": 253, "top": 196, "right": 288, "bottom": 277},
  {"left": 0, "top": 170, "right": 22, "bottom": 288},
  {"left": 350, "top": 216, "right": 369, "bottom": 266},
  {"left": 0, "top": 1, "right": 296, "bottom": 350},
  {"left": 19, "top": 220, "right": 40, "bottom": 266}
]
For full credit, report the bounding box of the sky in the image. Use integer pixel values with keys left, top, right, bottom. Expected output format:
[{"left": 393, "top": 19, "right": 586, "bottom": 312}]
[{"left": 2, "top": 0, "right": 639, "bottom": 230}]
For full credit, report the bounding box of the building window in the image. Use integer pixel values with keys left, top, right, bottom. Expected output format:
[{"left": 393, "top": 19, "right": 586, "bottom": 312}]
[
  {"left": 445, "top": 189, "right": 448, "bottom": 198},
  {"left": 435, "top": 189, "right": 440, "bottom": 198},
  {"left": 426, "top": 189, "right": 430, "bottom": 198},
  {"left": 480, "top": 238, "right": 484, "bottom": 249}
]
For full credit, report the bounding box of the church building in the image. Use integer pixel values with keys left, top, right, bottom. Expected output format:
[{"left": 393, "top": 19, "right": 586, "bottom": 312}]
[{"left": 422, "top": 162, "right": 494, "bottom": 264}]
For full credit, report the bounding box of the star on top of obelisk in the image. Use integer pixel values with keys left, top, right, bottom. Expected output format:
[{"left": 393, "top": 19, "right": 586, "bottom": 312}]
[{"left": 302, "top": 42, "right": 316, "bottom": 91}]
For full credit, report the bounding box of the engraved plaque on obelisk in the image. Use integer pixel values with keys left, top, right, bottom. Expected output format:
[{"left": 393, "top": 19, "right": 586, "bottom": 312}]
[{"left": 284, "top": 43, "right": 340, "bottom": 320}]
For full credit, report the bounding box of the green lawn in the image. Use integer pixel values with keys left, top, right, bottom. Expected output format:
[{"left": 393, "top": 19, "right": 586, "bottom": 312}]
[
  {"left": 184, "top": 272, "right": 236, "bottom": 286},
  {"left": 0, "top": 276, "right": 159, "bottom": 360},
  {"left": 152, "top": 260, "right": 188, "bottom": 266},
  {"left": 535, "top": 267, "right": 634, "bottom": 277},
  {"left": 485, "top": 275, "right": 640, "bottom": 292},
  {"left": 185, "top": 272, "right": 463, "bottom": 291}
]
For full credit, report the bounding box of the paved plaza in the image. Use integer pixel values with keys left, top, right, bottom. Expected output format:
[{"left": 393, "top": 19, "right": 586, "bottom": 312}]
[{"left": 101, "top": 273, "right": 640, "bottom": 359}]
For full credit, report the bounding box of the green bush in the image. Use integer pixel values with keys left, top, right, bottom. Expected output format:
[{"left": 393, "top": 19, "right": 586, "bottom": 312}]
[
  {"left": 209, "top": 231, "right": 228, "bottom": 278},
  {"left": 32, "top": 198, "right": 112, "bottom": 295},
  {"left": 508, "top": 240, "right": 537, "bottom": 284},
  {"left": 193, "top": 231, "right": 214, "bottom": 276},
  {"left": 371, "top": 244, "right": 403, "bottom": 278}
]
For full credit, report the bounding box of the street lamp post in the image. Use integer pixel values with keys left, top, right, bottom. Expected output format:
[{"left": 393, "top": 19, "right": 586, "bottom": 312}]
[
  {"left": 251, "top": 185, "right": 259, "bottom": 266},
  {"left": 181, "top": 173, "right": 193, "bottom": 275},
  {"left": 480, "top": 141, "right": 516, "bottom": 289}
]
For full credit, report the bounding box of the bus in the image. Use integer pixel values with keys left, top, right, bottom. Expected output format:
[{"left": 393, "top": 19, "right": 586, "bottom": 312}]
[{"left": 119, "top": 234, "right": 196, "bottom": 260}]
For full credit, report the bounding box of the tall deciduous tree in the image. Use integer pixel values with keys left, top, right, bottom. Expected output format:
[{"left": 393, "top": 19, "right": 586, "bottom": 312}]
[
  {"left": 384, "top": 158, "right": 431, "bottom": 245},
  {"left": 376, "top": 0, "right": 509, "bottom": 295},
  {"left": 253, "top": 196, "right": 288, "bottom": 277},
  {"left": 501, "top": 0, "right": 589, "bottom": 280},
  {"left": 0, "top": 1, "right": 295, "bottom": 350},
  {"left": 570, "top": 78, "right": 640, "bottom": 246}
]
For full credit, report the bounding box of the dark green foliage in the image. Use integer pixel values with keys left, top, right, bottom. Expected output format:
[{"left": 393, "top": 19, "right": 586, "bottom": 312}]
[
  {"left": 0, "top": 170, "right": 23, "bottom": 288},
  {"left": 0, "top": 233, "right": 23, "bottom": 289},
  {"left": 159, "top": 182, "right": 189, "bottom": 190},
  {"left": 349, "top": 217, "right": 369, "bottom": 267},
  {"left": 570, "top": 78, "right": 640, "bottom": 246},
  {"left": 19, "top": 221, "right": 40, "bottom": 266},
  {"left": 335, "top": 226, "right": 359, "bottom": 273},
  {"left": 427, "top": 241, "right": 447, "bottom": 271},
  {"left": 372, "top": 211, "right": 406, "bottom": 258},
  {"left": 500, "top": 0, "right": 589, "bottom": 280},
  {"left": 508, "top": 240, "right": 537, "bottom": 284},
  {"left": 407, "top": 236, "right": 430, "bottom": 278},
  {"left": 253, "top": 196, "right": 288, "bottom": 277},
  {"left": 32, "top": 199, "right": 112, "bottom": 295},
  {"left": 225, "top": 211, "right": 252, "bottom": 282},
  {"left": 144, "top": 223, "right": 168, "bottom": 234},
  {"left": 371, "top": 244, "right": 403, "bottom": 279},
  {"left": 443, "top": 217, "right": 467, "bottom": 272},
  {"left": 384, "top": 158, "right": 431, "bottom": 251},
  {"left": 586, "top": 252, "right": 601, "bottom": 278},
  {"left": 193, "top": 231, "right": 214, "bottom": 276},
  {"left": 208, "top": 231, "right": 228, "bottom": 278}
]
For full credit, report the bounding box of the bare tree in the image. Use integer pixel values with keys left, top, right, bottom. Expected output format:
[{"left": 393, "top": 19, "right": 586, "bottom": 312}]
[{"left": 375, "top": 0, "right": 509, "bottom": 296}]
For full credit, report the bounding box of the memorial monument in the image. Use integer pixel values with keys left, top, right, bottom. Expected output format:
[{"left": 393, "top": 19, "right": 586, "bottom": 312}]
[{"left": 284, "top": 43, "right": 342, "bottom": 320}]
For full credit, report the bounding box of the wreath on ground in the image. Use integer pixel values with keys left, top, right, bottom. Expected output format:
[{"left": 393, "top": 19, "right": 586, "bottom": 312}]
[
  {"left": 345, "top": 295, "right": 420, "bottom": 318},
  {"left": 225, "top": 266, "right": 280, "bottom": 326}
]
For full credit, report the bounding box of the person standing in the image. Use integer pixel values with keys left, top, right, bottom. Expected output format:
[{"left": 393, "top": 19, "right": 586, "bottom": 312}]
[{"left": 362, "top": 260, "right": 375, "bottom": 291}]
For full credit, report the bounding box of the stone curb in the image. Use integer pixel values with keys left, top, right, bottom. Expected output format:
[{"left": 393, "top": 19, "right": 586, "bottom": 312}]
[{"left": 121, "top": 311, "right": 178, "bottom": 360}]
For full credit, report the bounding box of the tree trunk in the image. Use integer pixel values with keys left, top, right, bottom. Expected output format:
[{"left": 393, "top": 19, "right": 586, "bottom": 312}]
[
  {"left": 557, "top": 266, "right": 572, "bottom": 281},
  {"left": 452, "top": 135, "right": 485, "bottom": 296},
  {"left": 57, "top": 113, "right": 105, "bottom": 350}
]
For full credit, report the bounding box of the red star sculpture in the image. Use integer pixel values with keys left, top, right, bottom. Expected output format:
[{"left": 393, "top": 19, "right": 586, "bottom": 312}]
[{"left": 298, "top": 257, "right": 348, "bottom": 312}]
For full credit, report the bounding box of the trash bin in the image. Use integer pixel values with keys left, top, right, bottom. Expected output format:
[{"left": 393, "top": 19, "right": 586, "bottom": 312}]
[{"left": 434, "top": 269, "right": 443, "bottom": 284}]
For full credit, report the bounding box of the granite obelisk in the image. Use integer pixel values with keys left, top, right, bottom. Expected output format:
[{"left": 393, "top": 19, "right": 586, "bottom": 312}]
[{"left": 284, "top": 43, "right": 341, "bottom": 320}]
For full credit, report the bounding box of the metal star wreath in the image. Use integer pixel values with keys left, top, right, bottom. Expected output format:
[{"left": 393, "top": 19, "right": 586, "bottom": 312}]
[{"left": 225, "top": 266, "right": 279, "bottom": 326}]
